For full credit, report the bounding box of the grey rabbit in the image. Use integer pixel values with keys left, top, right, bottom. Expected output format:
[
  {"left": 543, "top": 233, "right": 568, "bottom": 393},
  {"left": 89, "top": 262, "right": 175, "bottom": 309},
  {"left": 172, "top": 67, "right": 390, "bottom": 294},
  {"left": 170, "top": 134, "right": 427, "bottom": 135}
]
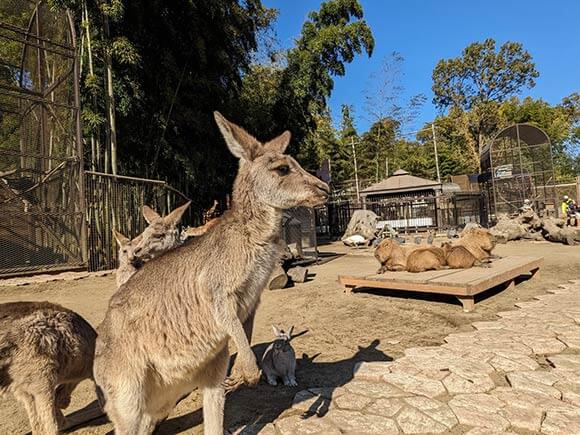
[{"left": 261, "top": 325, "right": 297, "bottom": 386}]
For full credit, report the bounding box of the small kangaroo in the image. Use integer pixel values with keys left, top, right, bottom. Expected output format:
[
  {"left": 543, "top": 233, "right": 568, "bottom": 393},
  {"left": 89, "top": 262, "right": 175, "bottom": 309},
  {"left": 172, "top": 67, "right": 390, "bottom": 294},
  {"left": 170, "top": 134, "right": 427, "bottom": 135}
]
[
  {"left": 113, "top": 202, "right": 191, "bottom": 287},
  {"left": 93, "top": 112, "right": 329, "bottom": 435},
  {"left": 261, "top": 326, "right": 297, "bottom": 387},
  {"left": 0, "top": 302, "right": 97, "bottom": 435}
]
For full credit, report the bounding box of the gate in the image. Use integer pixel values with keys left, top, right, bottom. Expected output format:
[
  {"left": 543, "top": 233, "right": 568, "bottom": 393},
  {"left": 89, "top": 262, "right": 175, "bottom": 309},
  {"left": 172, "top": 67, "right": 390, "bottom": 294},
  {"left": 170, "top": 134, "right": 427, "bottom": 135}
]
[{"left": 0, "top": 2, "right": 85, "bottom": 276}]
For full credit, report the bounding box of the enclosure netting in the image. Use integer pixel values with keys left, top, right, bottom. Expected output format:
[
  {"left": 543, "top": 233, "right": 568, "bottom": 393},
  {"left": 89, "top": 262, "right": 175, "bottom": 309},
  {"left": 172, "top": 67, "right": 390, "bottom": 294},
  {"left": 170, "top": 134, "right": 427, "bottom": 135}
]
[
  {"left": 480, "top": 123, "right": 556, "bottom": 217},
  {"left": 0, "top": 1, "right": 85, "bottom": 276}
]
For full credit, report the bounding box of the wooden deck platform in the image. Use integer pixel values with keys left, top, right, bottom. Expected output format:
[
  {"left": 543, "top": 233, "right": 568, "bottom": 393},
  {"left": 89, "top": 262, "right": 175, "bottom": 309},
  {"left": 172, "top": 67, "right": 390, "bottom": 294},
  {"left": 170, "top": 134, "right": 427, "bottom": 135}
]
[{"left": 338, "top": 256, "right": 543, "bottom": 312}]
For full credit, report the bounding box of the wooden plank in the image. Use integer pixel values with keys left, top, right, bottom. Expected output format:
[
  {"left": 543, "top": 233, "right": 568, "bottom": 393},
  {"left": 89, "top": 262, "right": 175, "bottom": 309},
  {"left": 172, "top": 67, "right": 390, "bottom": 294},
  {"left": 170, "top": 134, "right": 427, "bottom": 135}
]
[
  {"left": 365, "top": 268, "right": 463, "bottom": 284},
  {"left": 339, "top": 275, "right": 469, "bottom": 296},
  {"left": 429, "top": 257, "right": 541, "bottom": 287},
  {"left": 469, "top": 257, "right": 543, "bottom": 295}
]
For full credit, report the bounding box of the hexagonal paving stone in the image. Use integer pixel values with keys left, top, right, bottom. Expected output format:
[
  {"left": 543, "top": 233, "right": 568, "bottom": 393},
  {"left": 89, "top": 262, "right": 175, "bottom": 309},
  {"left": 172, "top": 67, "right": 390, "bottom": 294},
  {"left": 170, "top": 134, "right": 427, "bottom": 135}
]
[
  {"left": 465, "top": 429, "right": 514, "bottom": 435},
  {"left": 382, "top": 372, "right": 446, "bottom": 398},
  {"left": 443, "top": 372, "right": 496, "bottom": 394},
  {"left": 449, "top": 393, "right": 510, "bottom": 431},
  {"left": 334, "top": 393, "right": 373, "bottom": 411},
  {"left": 395, "top": 406, "right": 447, "bottom": 434},
  {"left": 343, "top": 380, "right": 409, "bottom": 399},
  {"left": 557, "top": 334, "right": 580, "bottom": 350},
  {"left": 498, "top": 403, "right": 543, "bottom": 432},
  {"left": 507, "top": 371, "right": 561, "bottom": 399},
  {"left": 275, "top": 415, "right": 341, "bottom": 435},
  {"left": 403, "top": 396, "right": 458, "bottom": 429},
  {"left": 541, "top": 411, "right": 580, "bottom": 434},
  {"left": 292, "top": 390, "right": 332, "bottom": 416},
  {"left": 489, "top": 353, "right": 539, "bottom": 372},
  {"left": 547, "top": 354, "right": 580, "bottom": 372},
  {"left": 365, "top": 398, "right": 405, "bottom": 417},
  {"left": 353, "top": 361, "right": 392, "bottom": 382},
  {"left": 325, "top": 409, "right": 399, "bottom": 434}
]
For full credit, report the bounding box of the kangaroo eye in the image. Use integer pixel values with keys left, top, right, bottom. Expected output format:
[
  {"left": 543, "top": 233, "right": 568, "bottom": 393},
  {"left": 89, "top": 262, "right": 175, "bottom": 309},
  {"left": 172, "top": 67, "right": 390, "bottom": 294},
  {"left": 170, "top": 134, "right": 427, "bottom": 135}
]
[{"left": 275, "top": 165, "right": 290, "bottom": 176}]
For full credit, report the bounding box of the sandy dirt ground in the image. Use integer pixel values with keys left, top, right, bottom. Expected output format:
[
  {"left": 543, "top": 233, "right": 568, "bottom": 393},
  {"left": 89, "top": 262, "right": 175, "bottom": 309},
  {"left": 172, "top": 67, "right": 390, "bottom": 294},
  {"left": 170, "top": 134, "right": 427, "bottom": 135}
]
[{"left": 0, "top": 239, "right": 579, "bottom": 434}]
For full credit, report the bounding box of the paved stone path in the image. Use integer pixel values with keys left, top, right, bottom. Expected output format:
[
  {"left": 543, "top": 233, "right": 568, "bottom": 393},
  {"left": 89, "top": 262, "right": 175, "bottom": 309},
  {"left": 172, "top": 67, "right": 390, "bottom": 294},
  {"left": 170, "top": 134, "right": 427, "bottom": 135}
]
[{"left": 239, "top": 280, "right": 580, "bottom": 434}]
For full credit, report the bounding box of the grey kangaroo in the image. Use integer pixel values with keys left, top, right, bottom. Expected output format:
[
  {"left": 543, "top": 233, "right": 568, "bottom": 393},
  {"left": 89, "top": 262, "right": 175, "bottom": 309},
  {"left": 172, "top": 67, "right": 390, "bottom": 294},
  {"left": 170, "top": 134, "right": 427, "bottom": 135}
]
[{"left": 93, "top": 112, "right": 329, "bottom": 434}]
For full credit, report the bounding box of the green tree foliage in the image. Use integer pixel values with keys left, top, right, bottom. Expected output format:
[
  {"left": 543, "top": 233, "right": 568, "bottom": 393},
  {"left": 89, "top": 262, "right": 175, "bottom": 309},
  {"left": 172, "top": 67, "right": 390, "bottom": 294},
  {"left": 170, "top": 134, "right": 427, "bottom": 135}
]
[
  {"left": 432, "top": 39, "right": 539, "bottom": 157},
  {"left": 241, "top": 0, "right": 374, "bottom": 154},
  {"left": 432, "top": 39, "right": 539, "bottom": 111}
]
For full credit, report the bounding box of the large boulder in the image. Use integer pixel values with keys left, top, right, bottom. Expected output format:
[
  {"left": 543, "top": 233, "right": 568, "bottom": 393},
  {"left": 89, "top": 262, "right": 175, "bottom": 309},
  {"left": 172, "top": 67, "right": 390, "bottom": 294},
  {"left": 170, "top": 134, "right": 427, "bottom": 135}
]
[
  {"left": 342, "top": 210, "right": 379, "bottom": 241},
  {"left": 489, "top": 216, "right": 528, "bottom": 243}
]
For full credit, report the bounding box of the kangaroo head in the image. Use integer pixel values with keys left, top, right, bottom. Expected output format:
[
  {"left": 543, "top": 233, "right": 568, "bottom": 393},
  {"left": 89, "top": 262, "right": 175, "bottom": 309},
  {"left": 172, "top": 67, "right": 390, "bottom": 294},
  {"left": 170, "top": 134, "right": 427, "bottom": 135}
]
[
  {"left": 214, "top": 112, "right": 329, "bottom": 210},
  {"left": 272, "top": 325, "right": 294, "bottom": 352},
  {"left": 113, "top": 229, "right": 133, "bottom": 264},
  {"left": 132, "top": 201, "right": 191, "bottom": 261}
]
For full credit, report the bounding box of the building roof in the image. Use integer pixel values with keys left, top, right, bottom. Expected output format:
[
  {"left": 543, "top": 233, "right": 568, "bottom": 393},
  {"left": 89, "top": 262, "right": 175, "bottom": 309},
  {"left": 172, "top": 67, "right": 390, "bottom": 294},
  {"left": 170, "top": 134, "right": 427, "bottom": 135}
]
[{"left": 361, "top": 169, "right": 441, "bottom": 195}]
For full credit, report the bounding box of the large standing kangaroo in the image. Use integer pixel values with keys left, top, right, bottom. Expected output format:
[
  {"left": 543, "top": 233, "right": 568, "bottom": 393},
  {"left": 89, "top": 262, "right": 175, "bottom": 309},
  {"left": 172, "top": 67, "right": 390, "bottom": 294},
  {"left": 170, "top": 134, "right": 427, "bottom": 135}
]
[{"left": 93, "top": 112, "right": 329, "bottom": 434}]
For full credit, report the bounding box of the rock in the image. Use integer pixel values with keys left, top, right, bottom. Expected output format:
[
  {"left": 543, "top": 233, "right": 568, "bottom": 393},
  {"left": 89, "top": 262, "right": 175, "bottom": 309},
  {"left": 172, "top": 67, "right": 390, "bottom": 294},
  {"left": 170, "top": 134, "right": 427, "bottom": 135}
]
[
  {"left": 342, "top": 210, "right": 379, "bottom": 241},
  {"left": 268, "top": 264, "right": 288, "bottom": 290},
  {"left": 287, "top": 266, "right": 308, "bottom": 283}
]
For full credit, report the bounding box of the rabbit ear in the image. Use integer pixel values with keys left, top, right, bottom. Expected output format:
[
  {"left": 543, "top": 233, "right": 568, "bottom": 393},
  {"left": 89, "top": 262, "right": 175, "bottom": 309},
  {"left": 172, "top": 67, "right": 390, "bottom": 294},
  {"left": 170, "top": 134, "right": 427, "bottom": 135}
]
[{"left": 272, "top": 325, "right": 281, "bottom": 337}]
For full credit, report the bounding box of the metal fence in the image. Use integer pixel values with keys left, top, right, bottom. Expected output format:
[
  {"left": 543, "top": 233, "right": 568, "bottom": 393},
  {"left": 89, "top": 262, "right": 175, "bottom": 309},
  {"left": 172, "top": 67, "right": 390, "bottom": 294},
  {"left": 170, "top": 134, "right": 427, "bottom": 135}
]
[
  {"left": 85, "top": 171, "right": 192, "bottom": 271},
  {"left": 316, "top": 192, "right": 488, "bottom": 239},
  {"left": 0, "top": 3, "right": 85, "bottom": 276}
]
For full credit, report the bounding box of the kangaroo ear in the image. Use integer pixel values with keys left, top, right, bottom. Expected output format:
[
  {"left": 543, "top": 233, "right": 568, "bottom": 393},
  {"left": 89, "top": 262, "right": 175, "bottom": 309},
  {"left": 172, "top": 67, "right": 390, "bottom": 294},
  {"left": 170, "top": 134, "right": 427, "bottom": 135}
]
[
  {"left": 143, "top": 205, "right": 161, "bottom": 224},
  {"left": 165, "top": 201, "right": 191, "bottom": 226},
  {"left": 214, "top": 111, "right": 262, "bottom": 162},
  {"left": 264, "top": 130, "right": 291, "bottom": 154},
  {"left": 272, "top": 325, "right": 281, "bottom": 337},
  {"left": 113, "top": 229, "right": 129, "bottom": 246},
  {"left": 288, "top": 326, "right": 295, "bottom": 338}
]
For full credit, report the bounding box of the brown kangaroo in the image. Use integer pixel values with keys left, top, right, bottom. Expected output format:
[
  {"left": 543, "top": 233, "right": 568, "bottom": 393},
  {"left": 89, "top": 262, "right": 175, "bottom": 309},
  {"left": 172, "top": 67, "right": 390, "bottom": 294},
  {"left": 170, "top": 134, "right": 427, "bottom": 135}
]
[
  {"left": 93, "top": 112, "right": 329, "bottom": 434},
  {"left": 0, "top": 302, "right": 97, "bottom": 434},
  {"left": 113, "top": 202, "right": 191, "bottom": 287}
]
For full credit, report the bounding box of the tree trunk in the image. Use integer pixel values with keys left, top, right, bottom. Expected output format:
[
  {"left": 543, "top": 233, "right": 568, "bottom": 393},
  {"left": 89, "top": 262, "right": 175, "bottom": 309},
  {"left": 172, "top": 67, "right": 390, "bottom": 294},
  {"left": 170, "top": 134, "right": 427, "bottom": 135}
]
[{"left": 102, "top": 8, "right": 118, "bottom": 175}]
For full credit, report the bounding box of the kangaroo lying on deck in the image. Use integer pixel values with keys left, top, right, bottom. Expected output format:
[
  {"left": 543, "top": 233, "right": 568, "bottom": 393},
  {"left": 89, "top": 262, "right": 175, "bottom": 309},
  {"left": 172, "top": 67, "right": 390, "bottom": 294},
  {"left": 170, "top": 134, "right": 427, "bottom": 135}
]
[
  {"left": 93, "top": 112, "right": 329, "bottom": 434},
  {"left": 113, "top": 202, "right": 191, "bottom": 287},
  {"left": 0, "top": 302, "right": 97, "bottom": 435}
]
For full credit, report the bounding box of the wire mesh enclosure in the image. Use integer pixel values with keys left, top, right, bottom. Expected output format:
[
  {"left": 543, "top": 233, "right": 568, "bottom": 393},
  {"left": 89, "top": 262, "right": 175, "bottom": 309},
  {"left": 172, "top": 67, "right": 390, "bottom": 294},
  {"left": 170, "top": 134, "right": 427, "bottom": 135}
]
[
  {"left": 316, "top": 192, "right": 488, "bottom": 239},
  {"left": 282, "top": 207, "right": 318, "bottom": 261},
  {"left": 0, "top": 1, "right": 85, "bottom": 276},
  {"left": 85, "top": 171, "right": 192, "bottom": 272},
  {"left": 480, "top": 123, "right": 557, "bottom": 217}
]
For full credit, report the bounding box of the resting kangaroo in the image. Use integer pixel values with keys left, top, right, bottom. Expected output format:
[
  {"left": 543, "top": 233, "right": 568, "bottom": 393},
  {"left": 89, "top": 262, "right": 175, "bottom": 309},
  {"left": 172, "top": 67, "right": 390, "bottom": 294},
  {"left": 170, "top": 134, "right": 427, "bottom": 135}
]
[
  {"left": 0, "top": 302, "right": 97, "bottom": 435},
  {"left": 113, "top": 202, "right": 191, "bottom": 287},
  {"left": 93, "top": 112, "right": 329, "bottom": 434}
]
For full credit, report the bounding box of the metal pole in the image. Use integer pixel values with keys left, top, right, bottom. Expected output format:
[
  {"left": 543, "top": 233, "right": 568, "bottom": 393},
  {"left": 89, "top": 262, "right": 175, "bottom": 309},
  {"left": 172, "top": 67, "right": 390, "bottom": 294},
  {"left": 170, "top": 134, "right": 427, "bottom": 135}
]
[
  {"left": 432, "top": 123, "right": 441, "bottom": 183},
  {"left": 351, "top": 137, "right": 360, "bottom": 203},
  {"left": 385, "top": 157, "right": 389, "bottom": 178}
]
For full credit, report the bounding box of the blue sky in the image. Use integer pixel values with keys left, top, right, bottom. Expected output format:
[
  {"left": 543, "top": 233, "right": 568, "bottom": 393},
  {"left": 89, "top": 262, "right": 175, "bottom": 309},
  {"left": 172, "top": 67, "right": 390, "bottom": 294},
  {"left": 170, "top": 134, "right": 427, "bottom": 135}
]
[{"left": 263, "top": 0, "right": 580, "bottom": 133}]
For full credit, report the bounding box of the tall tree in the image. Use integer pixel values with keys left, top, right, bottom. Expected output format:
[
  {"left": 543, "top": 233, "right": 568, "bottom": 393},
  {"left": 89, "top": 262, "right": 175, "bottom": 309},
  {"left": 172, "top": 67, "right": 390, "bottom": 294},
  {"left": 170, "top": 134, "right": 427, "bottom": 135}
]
[{"left": 432, "top": 39, "right": 539, "bottom": 111}]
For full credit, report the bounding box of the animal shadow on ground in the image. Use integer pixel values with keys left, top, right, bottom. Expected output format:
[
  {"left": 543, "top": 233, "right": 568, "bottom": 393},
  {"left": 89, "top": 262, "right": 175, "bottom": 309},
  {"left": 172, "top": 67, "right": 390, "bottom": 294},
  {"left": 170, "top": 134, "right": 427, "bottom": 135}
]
[{"left": 159, "top": 338, "right": 391, "bottom": 434}]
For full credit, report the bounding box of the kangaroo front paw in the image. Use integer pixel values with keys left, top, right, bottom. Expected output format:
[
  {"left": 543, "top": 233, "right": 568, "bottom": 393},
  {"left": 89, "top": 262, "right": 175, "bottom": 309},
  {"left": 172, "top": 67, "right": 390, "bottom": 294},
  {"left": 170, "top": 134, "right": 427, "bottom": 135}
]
[{"left": 283, "top": 376, "right": 298, "bottom": 387}]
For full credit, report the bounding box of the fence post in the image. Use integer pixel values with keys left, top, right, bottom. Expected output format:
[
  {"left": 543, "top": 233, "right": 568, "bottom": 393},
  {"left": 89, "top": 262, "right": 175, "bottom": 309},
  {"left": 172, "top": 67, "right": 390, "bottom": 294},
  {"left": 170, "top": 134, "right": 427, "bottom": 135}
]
[{"left": 576, "top": 176, "right": 580, "bottom": 203}]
